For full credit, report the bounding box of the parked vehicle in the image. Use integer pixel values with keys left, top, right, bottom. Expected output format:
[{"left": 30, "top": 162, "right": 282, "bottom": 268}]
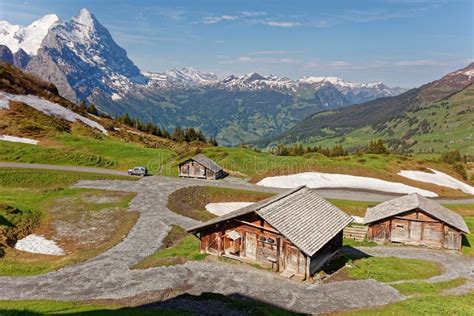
[{"left": 128, "top": 166, "right": 147, "bottom": 176}]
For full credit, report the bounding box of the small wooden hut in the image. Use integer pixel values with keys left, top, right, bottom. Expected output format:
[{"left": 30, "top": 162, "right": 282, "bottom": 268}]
[
  {"left": 364, "top": 193, "right": 469, "bottom": 250},
  {"left": 187, "top": 186, "right": 352, "bottom": 280},
  {"left": 178, "top": 154, "right": 225, "bottom": 180}
]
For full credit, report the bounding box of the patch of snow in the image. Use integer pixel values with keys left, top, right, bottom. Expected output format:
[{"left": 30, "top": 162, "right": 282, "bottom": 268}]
[
  {"left": 0, "top": 92, "right": 108, "bottom": 134},
  {"left": 127, "top": 130, "right": 142, "bottom": 135},
  {"left": 205, "top": 202, "right": 254, "bottom": 216},
  {"left": 15, "top": 234, "right": 64, "bottom": 256},
  {"left": 398, "top": 169, "right": 474, "bottom": 195},
  {"left": 352, "top": 216, "right": 364, "bottom": 224},
  {"left": 111, "top": 93, "right": 122, "bottom": 101},
  {"left": 0, "top": 135, "right": 38, "bottom": 145},
  {"left": 464, "top": 70, "right": 474, "bottom": 78},
  {"left": 257, "top": 172, "right": 438, "bottom": 197}
]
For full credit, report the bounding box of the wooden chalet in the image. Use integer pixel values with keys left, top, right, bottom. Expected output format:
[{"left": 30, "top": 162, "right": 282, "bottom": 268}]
[
  {"left": 364, "top": 193, "right": 469, "bottom": 250},
  {"left": 187, "top": 186, "right": 353, "bottom": 280},
  {"left": 178, "top": 154, "right": 225, "bottom": 180}
]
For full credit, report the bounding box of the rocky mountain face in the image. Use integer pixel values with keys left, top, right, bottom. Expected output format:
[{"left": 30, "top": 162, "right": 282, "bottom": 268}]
[
  {"left": 0, "top": 45, "right": 13, "bottom": 64},
  {"left": 23, "top": 9, "right": 147, "bottom": 102},
  {"left": 268, "top": 63, "right": 474, "bottom": 154},
  {"left": 0, "top": 8, "right": 405, "bottom": 145},
  {"left": 0, "top": 45, "right": 31, "bottom": 69}
]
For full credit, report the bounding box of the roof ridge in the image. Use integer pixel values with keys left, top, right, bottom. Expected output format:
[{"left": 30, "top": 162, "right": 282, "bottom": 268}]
[{"left": 254, "top": 186, "right": 307, "bottom": 212}]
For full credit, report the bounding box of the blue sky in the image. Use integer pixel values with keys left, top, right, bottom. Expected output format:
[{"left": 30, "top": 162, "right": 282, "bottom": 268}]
[{"left": 0, "top": 0, "right": 472, "bottom": 87}]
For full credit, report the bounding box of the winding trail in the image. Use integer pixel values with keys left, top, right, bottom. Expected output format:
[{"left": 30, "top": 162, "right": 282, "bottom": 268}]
[{"left": 0, "top": 175, "right": 473, "bottom": 313}]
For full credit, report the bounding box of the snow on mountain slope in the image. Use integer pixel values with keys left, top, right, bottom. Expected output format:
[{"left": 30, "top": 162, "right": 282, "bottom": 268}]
[
  {"left": 22, "top": 8, "right": 148, "bottom": 102},
  {"left": 145, "top": 67, "right": 218, "bottom": 88},
  {"left": 300, "top": 76, "right": 381, "bottom": 89},
  {"left": 219, "top": 72, "right": 297, "bottom": 92},
  {"left": 0, "top": 92, "right": 107, "bottom": 134},
  {"left": 0, "top": 14, "right": 59, "bottom": 55},
  {"left": 0, "top": 8, "right": 404, "bottom": 112},
  {"left": 300, "top": 76, "right": 403, "bottom": 103}
]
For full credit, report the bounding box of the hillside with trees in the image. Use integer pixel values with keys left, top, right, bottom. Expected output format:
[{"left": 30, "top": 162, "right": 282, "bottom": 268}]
[{"left": 266, "top": 63, "right": 474, "bottom": 155}]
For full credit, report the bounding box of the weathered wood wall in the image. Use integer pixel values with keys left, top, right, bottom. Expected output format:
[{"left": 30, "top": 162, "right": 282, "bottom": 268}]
[
  {"left": 196, "top": 211, "right": 345, "bottom": 279},
  {"left": 367, "top": 209, "right": 462, "bottom": 250}
]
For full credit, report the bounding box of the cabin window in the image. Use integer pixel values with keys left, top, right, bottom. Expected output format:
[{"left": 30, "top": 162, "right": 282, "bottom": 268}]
[
  {"left": 259, "top": 236, "right": 267, "bottom": 242},
  {"left": 396, "top": 224, "right": 405, "bottom": 229}
]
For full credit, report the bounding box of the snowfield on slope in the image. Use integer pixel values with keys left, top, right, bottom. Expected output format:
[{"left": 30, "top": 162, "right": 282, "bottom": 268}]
[
  {"left": 0, "top": 135, "right": 38, "bottom": 145},
  {"left": 257, "top": 172, "right": 437, "bottom": 197},
  {"left": 398, "top": 169, "right": 474, "bottom": 195},
  {"left": 14, "top": 234, "right": 64, "bottom": 256},
  {"left": 0, "top": 92, "right": 108, "bottom": 134},
  {"left": 205, "top": 202, "right": 254, "bottom": 216}
]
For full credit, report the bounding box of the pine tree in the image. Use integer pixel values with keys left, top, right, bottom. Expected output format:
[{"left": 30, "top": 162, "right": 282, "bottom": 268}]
[
  {"left": 79, "top": 100, "right": 88, "bottom": 112},
  {"left": 87, "top": 103, "right": 98, "bottom": 115},
  {"left": 171, "top": 126, "right": 185, "bottom": 143}
]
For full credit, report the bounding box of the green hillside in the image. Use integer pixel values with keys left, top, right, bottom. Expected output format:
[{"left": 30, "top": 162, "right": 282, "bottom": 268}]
[
  {"left": 269, "top": 63, "right": 474, "bottom": 155},
  {"left": 1, "top": 63, "right": 473, "bottom": 198}
]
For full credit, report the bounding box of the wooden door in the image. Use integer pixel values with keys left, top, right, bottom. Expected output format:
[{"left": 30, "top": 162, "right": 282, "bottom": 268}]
[
  {"left": 391, "top": 219, "right": 409, "bottom": 242},
  {"left": 409, "top": 221, "right": 422, "bottom": 241},
  {"left": 245, "top": 232, "right": 257, "bottom": 261},
  {"left": 445, "top": 230, "right": 459, "bottom": 250},
  {"left": 285, "top": 244, "right": 299, "bottom": 272}
]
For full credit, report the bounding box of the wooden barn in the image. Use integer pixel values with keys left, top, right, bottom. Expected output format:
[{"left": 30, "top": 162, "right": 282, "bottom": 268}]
[
  {"left": 187, "top": 186, "right": 353, "bottom": 280},
  {"left": 364, "top": 193, "right": 469, "bottom": 250},
  {"left": 178, "top": 154, "right": 225, "bottom": 180}
]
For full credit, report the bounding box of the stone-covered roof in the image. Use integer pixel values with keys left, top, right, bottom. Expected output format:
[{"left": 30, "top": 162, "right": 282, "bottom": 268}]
[
  {"left": 363, "top": 193, "right": 469, "bottom": 234},
  {"left": 183, "top": 154, "right": 223, "bottom": 172},
  {"left": 187, "top": 186, "right": 353, "bottom": 257}
]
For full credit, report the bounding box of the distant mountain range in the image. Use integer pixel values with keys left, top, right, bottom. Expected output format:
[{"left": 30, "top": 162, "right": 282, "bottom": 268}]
[
  {"left": 266, "top": 63, "right": 474, "bottom": 154},
  {"left": 0, "top": 8, "right": 405, "bottom": 145}
]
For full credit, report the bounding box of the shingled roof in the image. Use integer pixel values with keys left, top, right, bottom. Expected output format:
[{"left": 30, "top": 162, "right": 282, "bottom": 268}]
[
  {"left": 185, "top": 154, "right": 223, "bottom": 172},
  {"left": 187, "top": 186, "right": 353, "bottom": 257},
  {"left": 364, "top": 193, "right": 469, "bottom": 234}
]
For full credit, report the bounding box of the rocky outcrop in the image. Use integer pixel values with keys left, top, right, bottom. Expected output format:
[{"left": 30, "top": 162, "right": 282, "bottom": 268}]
[
  {"left": 13, "top": 48, "right": 30, "bottom": 68},
  {"left": 0, "top": 45, "right": 13, "bottom": 64}
]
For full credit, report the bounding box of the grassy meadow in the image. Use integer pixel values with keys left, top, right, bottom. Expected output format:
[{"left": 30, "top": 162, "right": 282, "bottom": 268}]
[
  {"left": 340, "top": 291, "right": 474, "bottom": 315},
  {"left": 133, "top": 225, "right": 206, "bottom": 269},
  {"left": 0, "top": 133, "right": 176, "bottom": 175},
  {"left": 167, "top": 186, "right": 273, "bottom": 221},
  {"left": 2, "top": 132, "right": 473, "bottom": 198},
  {"left": 0, "top": 169, "right": 137, "bottom": 276}
]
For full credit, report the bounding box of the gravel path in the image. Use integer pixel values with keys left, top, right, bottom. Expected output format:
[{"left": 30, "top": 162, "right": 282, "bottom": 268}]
[
  {"left": 2, "top": 161, "right": 474, "bottom": 203},
  {"left": 0, "top": 175, "right": 473, "bottom": 314}
]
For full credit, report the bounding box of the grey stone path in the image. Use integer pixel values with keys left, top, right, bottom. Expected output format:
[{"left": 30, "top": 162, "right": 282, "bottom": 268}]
[{"left": 0, "top": 176, "right": 472, "bottom": 314}]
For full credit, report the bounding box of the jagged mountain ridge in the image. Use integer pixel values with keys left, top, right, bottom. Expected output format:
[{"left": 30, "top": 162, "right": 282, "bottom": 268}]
[{"left": 0, "top": 8, "right": 405, "bottom": 145}]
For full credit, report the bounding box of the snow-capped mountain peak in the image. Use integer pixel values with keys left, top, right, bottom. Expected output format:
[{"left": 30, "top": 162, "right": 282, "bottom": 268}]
[
  {"left": 0, "top": 14, "right": 59, "bottom": 55},
  {"left": 300, "top": 76, "right": 384, "bottom": 89},
  {"left": 72, "top": 8, "right": 95, "bottom": 26},
  {"left": 146, "top": 67, "right": 218, "bottom": 88},
  {"left": 0, "top": 8, "right": 405, "bottom": 106}
]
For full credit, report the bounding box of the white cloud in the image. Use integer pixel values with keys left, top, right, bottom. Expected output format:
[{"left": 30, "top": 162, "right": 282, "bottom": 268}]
[
  {"left": 203, "top": 15, "right": 238, "bottom": 24},
  {"left": 265, "top": 21, "right": 301, "bottom": 27},
  {"left": 240, "top": 11, "right": 266, "bottom": 17}
]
